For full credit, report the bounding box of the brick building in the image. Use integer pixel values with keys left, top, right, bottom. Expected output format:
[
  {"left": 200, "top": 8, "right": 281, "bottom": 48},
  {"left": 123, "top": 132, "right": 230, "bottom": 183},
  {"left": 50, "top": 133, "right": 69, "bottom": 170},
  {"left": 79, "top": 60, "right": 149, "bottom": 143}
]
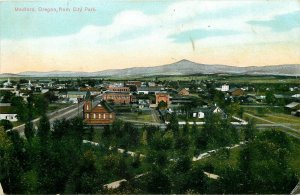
[
  {"left": 125, "top": 81, "right": 142, "bottom": 87},
  {"left": 178, "top": 88, "right": 189, "bottom": 96},
  {"left": 83, "top": 91, "right": 115, "bottom": 125},
  {"left": 108, "top": 86, "right": 130, "bottom": 92},
  {"left": 155, "top": 93, "right": 170, "bottom": 105},
  {"left": 102, "top": 92, "right": 132, "bottom": 104}
]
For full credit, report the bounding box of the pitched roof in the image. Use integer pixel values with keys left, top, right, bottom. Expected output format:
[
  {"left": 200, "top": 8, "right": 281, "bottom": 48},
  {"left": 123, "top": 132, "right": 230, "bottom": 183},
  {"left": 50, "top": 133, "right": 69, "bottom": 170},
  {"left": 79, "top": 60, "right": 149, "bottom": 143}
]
[
  {"left": 96, "top": 101, "right": 114, "bottom": 113},
  {"left": 137, "top": 87, "right": 162, "bottom": 91},
  {"left": 285, "top": 102, "right": 300, "bottom": 108},
  {"left": 67, "top": 91, "right": 87, "bottom": 95},
  {"left": 228, "top": 87, "right": 243, "bottom": 93},
  {"left": 191, "top": 106, "right": 223, "bottom": 114}
]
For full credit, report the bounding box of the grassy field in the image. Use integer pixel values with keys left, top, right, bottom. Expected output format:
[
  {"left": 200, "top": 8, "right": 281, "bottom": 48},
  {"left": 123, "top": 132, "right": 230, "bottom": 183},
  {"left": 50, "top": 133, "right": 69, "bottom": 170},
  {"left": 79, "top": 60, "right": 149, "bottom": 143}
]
[
  {"left": 47, "top": 103, "right": 73, "bottom": 112},
  {"left": 11, "top": 121, "right": 23, "bottom": 127},
  {"left": 242, "top": 105, "right": 300, "bottom": 134},
  {"left": 117, "top": 112, "right": 155, "bottom": 123},
  {"left": 137, "top": 75, "right": 300, "bottom": 84},
  {"left": 221, "top": 76, "right": 300, "bottom": 84}
]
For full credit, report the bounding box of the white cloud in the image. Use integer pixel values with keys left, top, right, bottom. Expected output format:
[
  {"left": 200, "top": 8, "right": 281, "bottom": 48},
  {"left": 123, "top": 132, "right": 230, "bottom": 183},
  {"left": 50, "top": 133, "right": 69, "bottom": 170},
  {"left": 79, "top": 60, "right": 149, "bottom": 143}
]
[{"left": 1, "top": 0, "right": 300, "bottom": 72}]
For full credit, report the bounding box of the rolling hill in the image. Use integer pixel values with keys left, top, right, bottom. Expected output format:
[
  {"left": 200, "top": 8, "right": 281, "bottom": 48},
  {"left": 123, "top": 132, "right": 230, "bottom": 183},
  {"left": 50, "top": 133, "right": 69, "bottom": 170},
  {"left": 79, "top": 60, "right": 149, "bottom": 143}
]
[{"left": 1, "top": 59, "right": 299, "bottom": 77}]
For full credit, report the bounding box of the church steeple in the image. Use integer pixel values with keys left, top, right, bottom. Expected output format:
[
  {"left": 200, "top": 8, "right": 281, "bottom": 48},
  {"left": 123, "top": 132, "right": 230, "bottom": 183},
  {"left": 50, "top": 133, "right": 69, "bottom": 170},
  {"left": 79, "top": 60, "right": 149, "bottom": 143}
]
[
  {"left": 85, "top": 90, "right": 91, "bottom": 100},
  {"left": 83, "top": 91, "right": 92, "bottom": 113}
]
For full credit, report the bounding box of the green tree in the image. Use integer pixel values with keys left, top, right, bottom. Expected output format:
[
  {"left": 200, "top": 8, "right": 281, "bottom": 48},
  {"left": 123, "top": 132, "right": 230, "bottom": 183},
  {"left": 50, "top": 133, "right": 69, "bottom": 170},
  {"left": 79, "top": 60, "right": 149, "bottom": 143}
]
[
  {"left": 24, "top": 121, "right": 35, "bottom": 141},
  {"left": 0, "top": 91, "right": 14, "bottom": 103},
  {"left": 33, "top": 95, "right": 49, "bottom": 115},
  {"left": 236, "top": 129, "right": 297, "bottom": 193},
  {"left": 157, "top": 100, "right": 167, "bottom": 110},
  {"left": 146, "top": 167, "right": 171, "bottom": 194},
  {"left": 37, "top": 114, "right": 50, "bottom": 140},
  {"left": 265, "top": 90, "right": 276, "bottom": 105},
  {"left": 226, "top": 102, "right": 242, "bottom": 116},
  {"left": 0, "top": 119, "right": 13, "bottom": 130},
  {"left": 0, "top": 128, "right": 23, "bottom": 193},
  {"left": 0, "top": 128, "right": 13, "bottom": 181},
  {"left": 244, "top": 119, "right": 256, "bottom": 141},
  {"left": 65, "top": 150, "right": 103, "bottom": 193},
  {"left": 11, "top": 96, "right": 28, "bottom": 122},
  {"left": 185, "top": 164, "right": 208, "bottom": 193},
  {"left": 167, "top": 112, "right": 179, "bottom": 135}
]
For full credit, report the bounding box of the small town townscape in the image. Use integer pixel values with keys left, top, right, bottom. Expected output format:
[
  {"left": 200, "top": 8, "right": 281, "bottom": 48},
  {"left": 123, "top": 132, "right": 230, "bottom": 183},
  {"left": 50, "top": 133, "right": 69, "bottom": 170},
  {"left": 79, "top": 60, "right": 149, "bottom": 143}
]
[
  {"left": 1, "top": 0, "right": 300, "bottom": 194},
  {"left": 0, "top": 72, "right": 300, "bottom": 194}
]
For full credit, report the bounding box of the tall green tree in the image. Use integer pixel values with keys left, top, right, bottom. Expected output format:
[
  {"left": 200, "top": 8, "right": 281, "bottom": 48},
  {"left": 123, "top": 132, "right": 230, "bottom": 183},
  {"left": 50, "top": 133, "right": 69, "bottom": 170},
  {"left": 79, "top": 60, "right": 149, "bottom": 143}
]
[
  {"left": 265, "top": 90, "right": 276, "bottom": 105},
  {"left": 167, "top": 112, "right": 179, "bottom": 135},
  {"left": 146, "top": 167, "right": 171, "bottom": 194},
  {"left": 24, "top": 121, "right": 35, "bottom": 141},
  {"left": 37, "top": 114, "right": 50, "bottom": 140}
]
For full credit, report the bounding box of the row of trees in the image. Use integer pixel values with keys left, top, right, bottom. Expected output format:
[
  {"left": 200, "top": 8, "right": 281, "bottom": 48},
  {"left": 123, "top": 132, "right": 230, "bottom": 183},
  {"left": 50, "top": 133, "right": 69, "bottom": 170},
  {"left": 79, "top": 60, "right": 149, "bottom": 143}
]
[{"left": 1, "top": 110, "right": 298, "bottom": 193}]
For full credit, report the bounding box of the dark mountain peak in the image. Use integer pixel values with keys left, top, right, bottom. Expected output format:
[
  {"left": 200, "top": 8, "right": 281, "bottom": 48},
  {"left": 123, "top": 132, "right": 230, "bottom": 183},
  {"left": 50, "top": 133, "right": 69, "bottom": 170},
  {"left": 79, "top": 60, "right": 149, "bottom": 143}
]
[
  {"left": 177, "top": 59, "right": 191, "bottom": 63},
  {"left": 175, "top": 59, "right": 198, "bottom": 64}
]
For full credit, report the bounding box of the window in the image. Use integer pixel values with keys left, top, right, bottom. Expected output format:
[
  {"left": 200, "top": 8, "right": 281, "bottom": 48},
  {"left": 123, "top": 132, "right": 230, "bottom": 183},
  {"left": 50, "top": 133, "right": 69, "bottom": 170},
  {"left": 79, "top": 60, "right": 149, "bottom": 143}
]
[
  {"left": 86, "top": 104, "right": 89, "bottom": 110},
  {"left": 103, "top": 114, "right": 106, "bottom": 119},
  {"left": 93, "top": 113, "right": 96, "bottom": 119},
  {"left": 86, "top": 114, "right": 89, "bottom": 119},
  {"left": 98, "top": 114, "right": 101, "bottom": 119},
  {"left": 110, "top": 114, "right": 112, "bottom": 119}
]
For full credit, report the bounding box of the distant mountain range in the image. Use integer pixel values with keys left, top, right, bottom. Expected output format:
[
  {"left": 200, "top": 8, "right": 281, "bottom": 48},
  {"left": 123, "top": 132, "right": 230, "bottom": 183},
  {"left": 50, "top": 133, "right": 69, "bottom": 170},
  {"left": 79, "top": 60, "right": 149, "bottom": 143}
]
[{"left": 1, "top": 59, "right": 299, "bottom": 77}]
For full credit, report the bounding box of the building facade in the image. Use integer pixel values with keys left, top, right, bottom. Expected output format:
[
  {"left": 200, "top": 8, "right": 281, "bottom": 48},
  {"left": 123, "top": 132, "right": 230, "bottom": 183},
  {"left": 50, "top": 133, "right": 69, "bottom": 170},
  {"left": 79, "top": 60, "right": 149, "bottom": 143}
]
[
  {"left": 102, "top": 92, "right": 132, "bottom": 104},
  {"left": 83, "top": 92, "right": 115, "bottom": 125},
  {"left": 125, "top": 81, "right": 142, "bottom": 87},
  {"left": 108, "top": 86, "right": 130, "bottom": 92},
  {"left": 221, "top": 84, "right": 229, "bottom": 92},
  {"left": 155, "top": 93, "right": 170, "bottom": 105},
  {"left": 178, "top": 88, "right": 189, "bottom": 96}
]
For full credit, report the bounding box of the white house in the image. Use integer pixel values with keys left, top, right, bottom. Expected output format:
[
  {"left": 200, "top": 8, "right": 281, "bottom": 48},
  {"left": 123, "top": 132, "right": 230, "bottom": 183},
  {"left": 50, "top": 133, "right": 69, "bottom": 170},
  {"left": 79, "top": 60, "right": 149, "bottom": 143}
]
[
  {"left": 193, "top": 111, "right": 205, "bottom": 119},
  {"left": 221, "top": 84, "right": 229, "bottom": 92},
  {"left": 137, "top": 87, "right": 163, "bottom": 94},
  {"left": 191, "top": 106, "right": 225, "bottom": 119}
]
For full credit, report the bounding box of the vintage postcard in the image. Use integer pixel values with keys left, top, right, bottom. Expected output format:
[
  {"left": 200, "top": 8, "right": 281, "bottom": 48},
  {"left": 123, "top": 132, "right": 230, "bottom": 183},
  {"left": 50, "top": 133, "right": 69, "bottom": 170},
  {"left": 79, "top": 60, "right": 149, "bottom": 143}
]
[{"left": 0, "top": 0, "right": 300, "bottom": 194}]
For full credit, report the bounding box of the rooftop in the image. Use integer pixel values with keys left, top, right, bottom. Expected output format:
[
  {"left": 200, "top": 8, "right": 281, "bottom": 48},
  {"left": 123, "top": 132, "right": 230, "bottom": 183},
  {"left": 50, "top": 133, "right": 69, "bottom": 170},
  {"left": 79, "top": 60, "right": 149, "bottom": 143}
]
[{"left": 285, "top": 102, "right": 300, "bottom": 108}]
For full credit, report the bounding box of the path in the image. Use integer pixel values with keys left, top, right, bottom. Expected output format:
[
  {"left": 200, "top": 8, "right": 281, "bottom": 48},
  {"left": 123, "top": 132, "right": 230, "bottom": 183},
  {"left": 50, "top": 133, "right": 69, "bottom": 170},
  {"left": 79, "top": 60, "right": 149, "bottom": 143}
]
[
  {"left": 192, "top": 142, "right": 245, "bottom": 161},
  {"left": 85, "top": 140, "right": 251, "bottom": 190},
  {"left": 244, "top": 112, "right": 300, "bottom": 139},
  {"left": 10, "top": 103, "right": 84, "bottom": 137}
]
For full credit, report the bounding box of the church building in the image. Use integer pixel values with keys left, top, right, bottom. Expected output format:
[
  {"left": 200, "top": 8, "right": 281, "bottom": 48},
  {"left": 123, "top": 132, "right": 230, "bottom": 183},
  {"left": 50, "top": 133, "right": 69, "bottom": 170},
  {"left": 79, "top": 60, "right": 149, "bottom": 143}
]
[{"left": 83, "top": 91, "right": 115, "bottom": 125}]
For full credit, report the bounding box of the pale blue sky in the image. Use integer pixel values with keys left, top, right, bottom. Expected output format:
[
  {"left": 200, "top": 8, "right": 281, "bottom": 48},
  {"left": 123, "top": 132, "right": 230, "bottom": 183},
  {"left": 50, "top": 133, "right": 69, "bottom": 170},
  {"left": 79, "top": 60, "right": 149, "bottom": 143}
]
[{"left": 0, "top": 0, "right": 300, "bottom": 73}]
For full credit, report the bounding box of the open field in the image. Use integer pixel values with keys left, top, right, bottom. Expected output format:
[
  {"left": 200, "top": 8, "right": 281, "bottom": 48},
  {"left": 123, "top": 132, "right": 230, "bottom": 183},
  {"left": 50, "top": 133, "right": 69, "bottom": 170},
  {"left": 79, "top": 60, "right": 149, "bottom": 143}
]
[
  {"left": 48, "top": 103, "right": 73, "bottom": 112},
  {"left": 117, "top": 112, "right": 156, "bottom": 123},
  {"left": 2, "top": 74, "right": 299, "bottom": 84},
  {"left": 243, "top": 110, "right": 300, "bottom": 138},
  {"left": 135, "top": 75, "right": 300, "bottom": 84}
]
